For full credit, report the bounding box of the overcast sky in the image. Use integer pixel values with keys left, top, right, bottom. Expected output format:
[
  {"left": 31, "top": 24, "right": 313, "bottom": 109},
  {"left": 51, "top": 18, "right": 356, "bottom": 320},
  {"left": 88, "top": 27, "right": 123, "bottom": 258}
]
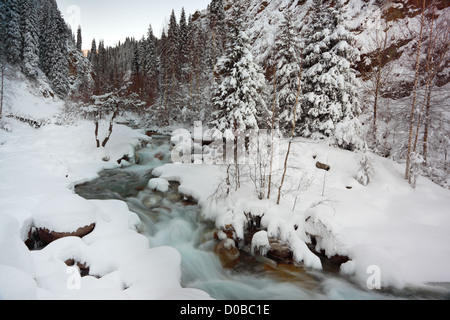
[{"left": 56, "top": 0, "right": 211, "bottom": 50}]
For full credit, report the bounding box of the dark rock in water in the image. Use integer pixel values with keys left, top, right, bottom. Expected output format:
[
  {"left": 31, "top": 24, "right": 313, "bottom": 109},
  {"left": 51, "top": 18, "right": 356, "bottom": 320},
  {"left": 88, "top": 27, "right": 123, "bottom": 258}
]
[
  {"left": 154, "top": 153, "right": 165, "bottom": 161},
  {"left": 214, "top": 225, "right": 237, "bottom": 242},
  {"left": 25, "top": 228, "right": 44, "bottom": 250},
  {"left": 117, "top": 154, "right": 130, "bottom": 164},
  {"left": 142, "top": 195, "right": 163, "bottom": 208},
  {"left": 307, "top": 235, "right": 350, "bottom": 273},
  {"left": 182, "top": 199, "right": 197, "bottom": 206},
  {"left": 145, "top": 130, "right": 158, "bottom": 137},
  {"left": 36, "top": 223, "right": 96, "bottom": 246},
  {"left": 267, "top": 238, "right": 294, "bottom": 263},
  {"left": 166, "top": 192, "right": 182, "bottom": 202},
  {"left": 214, "top": 239, "right": 240, "bottom": 269}
]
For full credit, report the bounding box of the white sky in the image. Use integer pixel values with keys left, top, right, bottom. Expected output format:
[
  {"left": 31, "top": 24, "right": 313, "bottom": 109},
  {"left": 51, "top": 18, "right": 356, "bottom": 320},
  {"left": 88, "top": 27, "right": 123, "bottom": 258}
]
[{"left": 56, "top": 0, "right": 211, "bottom": 50}]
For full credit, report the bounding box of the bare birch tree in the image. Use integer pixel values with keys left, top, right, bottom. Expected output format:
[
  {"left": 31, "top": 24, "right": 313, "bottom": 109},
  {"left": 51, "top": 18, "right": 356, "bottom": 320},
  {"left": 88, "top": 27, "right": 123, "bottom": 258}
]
[
  {"left": 277, "top": 51, "right": 303, "bottom": 205},
  {"left": 405, "top": 0, "right": 426, "bottom": 183},
  {"left": 361, "top": 19, "right": 395, "bottom": 142}
]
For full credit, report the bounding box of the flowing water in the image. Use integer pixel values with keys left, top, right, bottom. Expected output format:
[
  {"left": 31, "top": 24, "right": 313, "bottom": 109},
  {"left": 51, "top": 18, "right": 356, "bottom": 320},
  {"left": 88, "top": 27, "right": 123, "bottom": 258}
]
[{"left": 75, "top": 135, "right": 448, "bottom": 300}]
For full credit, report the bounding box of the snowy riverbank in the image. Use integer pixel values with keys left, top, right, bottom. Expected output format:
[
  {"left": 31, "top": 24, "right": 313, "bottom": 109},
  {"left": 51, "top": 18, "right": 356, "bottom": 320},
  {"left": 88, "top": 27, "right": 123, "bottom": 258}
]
[{"left": 153, "top": 132, "right": 450, "bottom": 293}]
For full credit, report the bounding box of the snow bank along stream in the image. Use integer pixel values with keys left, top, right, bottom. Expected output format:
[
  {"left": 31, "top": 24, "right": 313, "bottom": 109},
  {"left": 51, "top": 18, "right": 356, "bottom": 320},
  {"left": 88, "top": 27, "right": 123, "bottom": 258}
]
[{"left": 74, "top": 135, "right": 447, "bottom": 300}]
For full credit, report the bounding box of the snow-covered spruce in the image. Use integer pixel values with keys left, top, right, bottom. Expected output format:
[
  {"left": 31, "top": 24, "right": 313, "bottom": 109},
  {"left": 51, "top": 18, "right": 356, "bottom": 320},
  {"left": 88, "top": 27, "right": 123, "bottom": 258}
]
[
  {"left": 210, "top": 18, "right": 268, "bottom": 133},
  {"left": 300, "top": 0, "right": 363, "bottom": 151}
]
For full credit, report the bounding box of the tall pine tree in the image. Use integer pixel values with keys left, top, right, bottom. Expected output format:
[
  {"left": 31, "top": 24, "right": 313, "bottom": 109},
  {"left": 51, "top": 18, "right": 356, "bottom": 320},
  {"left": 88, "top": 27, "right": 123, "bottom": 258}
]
[
  {"left": 76, "top": 26, "right": 82, "bottom": 52},
  {"left": 39, "top": 0, "right": 69, "bottom": 96},
  {"left": 271, "top": 12, "right": 303, "bottom": 136},
  {"left": 21, "top": 0, "right": 40, "bottom": 78},
  {"left": 4, "top": 0, "right": 22, "bottom": 64}
]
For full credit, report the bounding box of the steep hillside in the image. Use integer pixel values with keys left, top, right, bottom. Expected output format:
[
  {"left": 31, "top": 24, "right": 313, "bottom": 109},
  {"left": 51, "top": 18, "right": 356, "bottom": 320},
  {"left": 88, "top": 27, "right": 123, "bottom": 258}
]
[{"left": 223, "top": 0, "right": 449, "bottom": 89}]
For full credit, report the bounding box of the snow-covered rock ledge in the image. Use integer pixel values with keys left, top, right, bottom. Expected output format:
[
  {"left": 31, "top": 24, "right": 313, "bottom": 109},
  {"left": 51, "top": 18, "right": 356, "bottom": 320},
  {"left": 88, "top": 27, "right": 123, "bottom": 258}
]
[{"left": 0, "top": 119, "right": 210, "bottom": 300}]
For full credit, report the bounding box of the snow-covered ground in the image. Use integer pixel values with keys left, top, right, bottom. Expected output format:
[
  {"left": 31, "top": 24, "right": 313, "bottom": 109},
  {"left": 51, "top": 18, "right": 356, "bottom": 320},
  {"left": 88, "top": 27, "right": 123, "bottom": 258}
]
[{"left": 0, "top": 70, "right": 211, "bottom": 300}]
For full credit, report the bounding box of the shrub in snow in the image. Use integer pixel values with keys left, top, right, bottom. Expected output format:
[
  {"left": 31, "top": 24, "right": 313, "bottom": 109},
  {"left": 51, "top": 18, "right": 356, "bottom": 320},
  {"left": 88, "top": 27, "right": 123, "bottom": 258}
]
[
  {"left": 0, "top": 119, "right": 12, "bottom": 132},
  {"left": 356, "top": 143, "right": 375, "bottom": 186},
  {"left": 409, "top": 152, "right": 424, "bottom": 189}
]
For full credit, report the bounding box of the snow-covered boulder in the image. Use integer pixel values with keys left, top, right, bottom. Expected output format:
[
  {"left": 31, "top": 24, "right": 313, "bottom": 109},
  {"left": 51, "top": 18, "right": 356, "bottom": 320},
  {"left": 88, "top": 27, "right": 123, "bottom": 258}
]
[
  {"left": 33, "top": 195, "right": 97, "bottom": 245},
  {"left": 147, "top": 178, "right": 170, "bottom": 193}
]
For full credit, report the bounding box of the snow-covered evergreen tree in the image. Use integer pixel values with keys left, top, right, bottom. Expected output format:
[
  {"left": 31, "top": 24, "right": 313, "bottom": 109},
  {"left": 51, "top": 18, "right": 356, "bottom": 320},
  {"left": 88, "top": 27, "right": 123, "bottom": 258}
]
[
  {"left": 210, "top": 17, "right": 267, "bottom": 133},
  {"left": 88, "top": 39, "right": 97, "bottom": 65},
  {"left": 179, "top": 8, "right": 189, "bottom": 82},
  {"left": 95, "top": 40, "right": 108, "bottom": 94},
  {"left": 144, "top": 25, "right": 159, "bottom": 105},
  {"left": 167, "top": 10, "right": 180, "bottom": 82},
  {"left": 301, "top": 0, "right": 363, "bottom": 150},
  {"left": 21, "top": 0, "right": 40, "bottom": 78},
  {"left": 38, "top": 0, "right": 69, "bottom": 96},
  {"left": 76, "top": 26, "right": 82, "bottom": 52},
  {"left": 209, "top": 0, "right": 226, "bottom": 75},
  {"left": 3, "top": 0, "right": 22, "bottom": 64},
  {"left": 272, "top": 11, "right": 303, "bottom": 136}
]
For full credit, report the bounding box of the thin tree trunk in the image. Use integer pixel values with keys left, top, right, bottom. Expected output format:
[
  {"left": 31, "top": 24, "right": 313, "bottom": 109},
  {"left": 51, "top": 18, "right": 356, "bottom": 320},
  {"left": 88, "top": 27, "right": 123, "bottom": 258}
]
[
  {"left": 102, "top": 109, "right": 119, "bottom": 148},
  {"left": 423, "top": 12, "right": 450, "bottom": 164},
  {"left": 413, "top": 3, "right": 436, "bottom": 155},
  {"left": 422, "top": 89, "right": 432, "bottom": 164},
  {"left": 212, "top": 29, "right": 216, "bottom": 85},
  {"left": 277, "top": 52, "right": 303, "bottom": 205},
  {"left": 196, "top": 43, "right": 201, "bottom": 109},
  {"left": 164, "top": 47, "right": 169, "bottom": 125},
  {"left": 233, "top": 117, "right": 240, "bottom": 192},
  {"left": 0, "top": 63, "right": 5, "bottom": 120},
  {"left": 405, "top": 0, "right": 426, "bottom": 182},
  {"left": 373, "top": 70, "right": 381, "bottom": 139},
  {"left": 95, "top": 120, "right": 100, "bottom": 148},
  {"left": 267, "top": 67, "right": 277, "bottom": 200}
]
